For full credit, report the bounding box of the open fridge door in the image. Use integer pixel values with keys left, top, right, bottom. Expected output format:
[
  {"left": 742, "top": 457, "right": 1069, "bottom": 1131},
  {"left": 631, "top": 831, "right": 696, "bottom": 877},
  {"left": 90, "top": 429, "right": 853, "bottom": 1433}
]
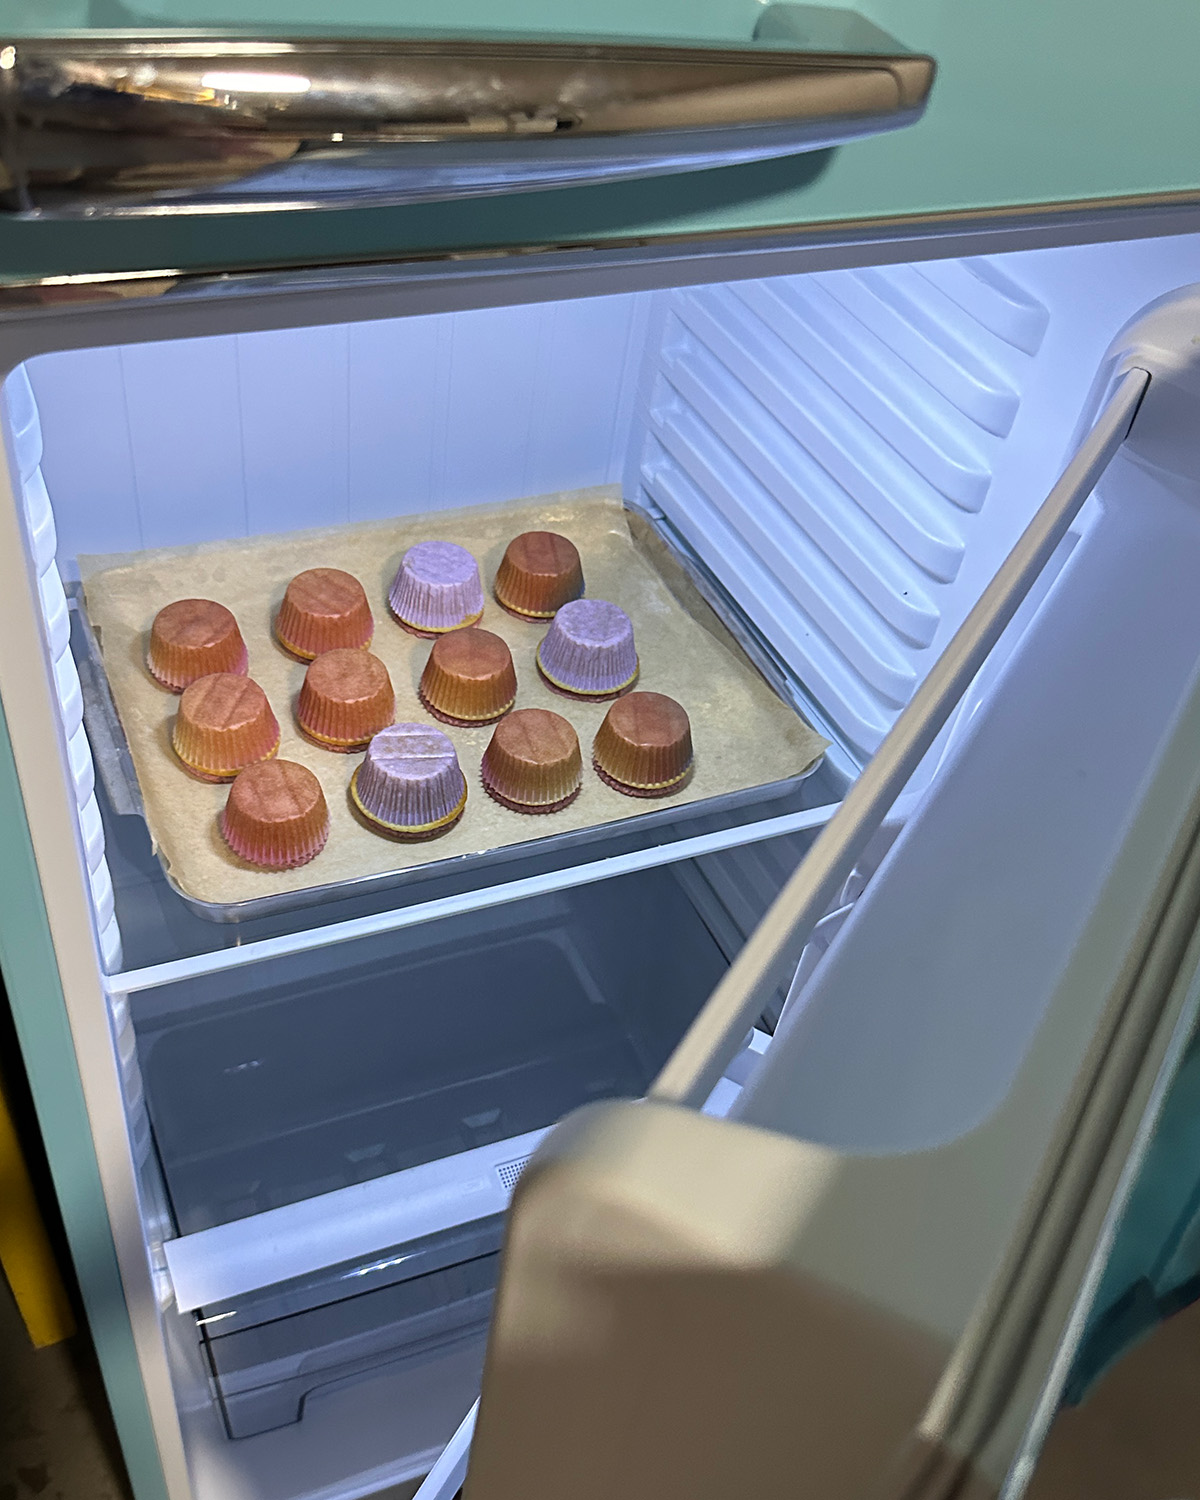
[{"left": 458, "top": 293, "right": 1200, "bottom": 1498}]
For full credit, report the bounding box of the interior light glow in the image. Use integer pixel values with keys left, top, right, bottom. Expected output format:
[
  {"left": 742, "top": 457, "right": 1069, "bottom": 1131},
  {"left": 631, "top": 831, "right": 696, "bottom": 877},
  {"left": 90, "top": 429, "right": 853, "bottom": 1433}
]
[
  {"left": 343, "top": 1253, "right": 414, "bottom": 1279},
  {"left": 199, "top": 71, "right": 311, "bottom": 94}
]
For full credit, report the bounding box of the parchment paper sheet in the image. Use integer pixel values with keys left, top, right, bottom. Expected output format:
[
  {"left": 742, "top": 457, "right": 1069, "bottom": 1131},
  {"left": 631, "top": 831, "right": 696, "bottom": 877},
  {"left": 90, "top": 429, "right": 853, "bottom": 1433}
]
[{"left": 80, "top": 488, "right": 828, "bottom": 911}]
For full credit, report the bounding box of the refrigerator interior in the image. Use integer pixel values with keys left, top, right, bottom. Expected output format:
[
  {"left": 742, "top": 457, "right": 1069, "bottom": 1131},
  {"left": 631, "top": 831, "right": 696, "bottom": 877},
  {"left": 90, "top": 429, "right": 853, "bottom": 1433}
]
[
  {"left": 7, "top": 227, "right": 1200, "bottom": 1500},
  {"left": 139, "top": 869, "right": 730, "bottom": 1443}
]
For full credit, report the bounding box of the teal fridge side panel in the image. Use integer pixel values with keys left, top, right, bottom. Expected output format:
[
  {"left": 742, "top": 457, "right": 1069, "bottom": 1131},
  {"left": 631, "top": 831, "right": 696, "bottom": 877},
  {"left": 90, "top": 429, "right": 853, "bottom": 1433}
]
[
  {"left": 0, "top": 0, "right": 765, "bottom": 37},
  {"left": 0, "top": 0, "right": 1198, "bottom": 279},
  {"left": 0, "top": 694, "right": 169, "bottom": 1500}
]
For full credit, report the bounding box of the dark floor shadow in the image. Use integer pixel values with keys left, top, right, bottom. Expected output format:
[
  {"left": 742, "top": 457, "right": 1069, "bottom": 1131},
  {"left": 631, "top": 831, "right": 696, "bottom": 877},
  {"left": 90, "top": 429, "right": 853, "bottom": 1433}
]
[{"left": 0, "top": 981, "right": 134, "bottom": 1498}]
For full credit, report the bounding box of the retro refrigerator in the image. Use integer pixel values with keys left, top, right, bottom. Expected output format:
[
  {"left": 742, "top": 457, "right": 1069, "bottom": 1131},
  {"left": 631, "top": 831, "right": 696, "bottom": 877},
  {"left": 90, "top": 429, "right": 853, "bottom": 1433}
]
[{"left": 3, "top": 4, "right": 1200, "bottom": 1500}]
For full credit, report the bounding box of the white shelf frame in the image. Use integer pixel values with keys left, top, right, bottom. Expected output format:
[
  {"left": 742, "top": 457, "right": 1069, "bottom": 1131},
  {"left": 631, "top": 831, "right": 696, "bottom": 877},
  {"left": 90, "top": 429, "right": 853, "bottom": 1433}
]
[{"left": 106, "top": 803, "right": 837, "bottom": 999}]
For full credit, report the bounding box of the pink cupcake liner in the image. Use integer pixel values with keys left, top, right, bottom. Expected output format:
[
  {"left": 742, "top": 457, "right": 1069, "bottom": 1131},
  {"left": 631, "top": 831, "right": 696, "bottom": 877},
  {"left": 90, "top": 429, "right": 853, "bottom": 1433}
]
[
  {"left": 388, "top": 541, "right": 485, "bottom": 635},
  {"left": 536, "top": 598, "right": 639, "bottom": 698}
]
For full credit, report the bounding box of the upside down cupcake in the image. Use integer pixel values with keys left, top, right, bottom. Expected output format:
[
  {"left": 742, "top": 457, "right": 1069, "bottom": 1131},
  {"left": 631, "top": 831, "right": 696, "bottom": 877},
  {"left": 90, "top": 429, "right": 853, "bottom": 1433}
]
[
  {"left": 296, "top": 649, "right": 395, "bottom": 752},
  {"left": 593, "top": 692, "right": 693, "bottom": 797},
  {"left": 493, "top": 531, "right": 584, "bottom": 620},
  {"left": 481, "top": 708, "right": 582, "bottom": 814},
  {"left": 388, "top": 541, "right": 485, "bottom": 637},
  {"left": 275, "top": 568, "right": 373, "bottom": 660},
  {"left": 148, "top": 599, "right": 248, "bottom": 692},
  {"left": 173, "top": 673, "right": 280, "bottom": 782},
  {"left": 418, "top": 628, "right": 517, "bottom": 726},
  {"left": 536, "top": 599, "right": 638, "bottom": 699},
  {"left": 220, "top": 760, "right": 329, "bottom": 870},
  {"left": 350, "top": 723, "right": 467, "bottom": 839}
]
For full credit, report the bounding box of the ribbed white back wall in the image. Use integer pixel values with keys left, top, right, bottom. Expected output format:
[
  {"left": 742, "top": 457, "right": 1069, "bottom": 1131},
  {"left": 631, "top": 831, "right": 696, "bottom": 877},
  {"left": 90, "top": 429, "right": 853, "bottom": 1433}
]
[
  {"left": 28, "top": 292, "right": 648, "bottom": 563},
  {"left": 627, "top": 257, "right": 1051, "bottom": 761},
  {"left": 628, "top": 236, "right": 1200, "bottom": 763},
  {"left": 3, "top": 366, "right": 122, "bottom": 972}
]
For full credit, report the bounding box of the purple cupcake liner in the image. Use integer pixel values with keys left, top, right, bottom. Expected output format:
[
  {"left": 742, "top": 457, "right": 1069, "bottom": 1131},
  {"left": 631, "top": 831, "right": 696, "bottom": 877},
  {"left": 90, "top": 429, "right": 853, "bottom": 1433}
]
[
  {"left": 388, "top": 541, "right": 485, "bottom": 634},
  {"left": 536, "top": 598, "right": 639, "bottom": 697},
  {"left": 350, "top": 722, "right": 467, "bottom": 833}
]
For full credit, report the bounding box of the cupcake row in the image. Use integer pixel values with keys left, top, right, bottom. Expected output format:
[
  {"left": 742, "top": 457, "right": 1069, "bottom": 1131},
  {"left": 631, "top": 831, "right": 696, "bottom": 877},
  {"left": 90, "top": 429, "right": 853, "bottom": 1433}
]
[
  {"left": 169, "top": 644, "right": 692, "bottom": 794},
  {"left": 153, "top": 581, "right": 638, "bottom": 714},
  {"left": 215, "top": 692, "right": 694, "bottom": 871},
  {"left": 147, "top": 531, "right": 592, "bottom": 694},
  {"left": 391, "top": 531, "right": 587, "bottom": 636},
  {"left": 165, "top": 613, "right": 648, "bottom": 779},
  {"left": 393, "top": 539, "right": 639, "bottom": 700}
]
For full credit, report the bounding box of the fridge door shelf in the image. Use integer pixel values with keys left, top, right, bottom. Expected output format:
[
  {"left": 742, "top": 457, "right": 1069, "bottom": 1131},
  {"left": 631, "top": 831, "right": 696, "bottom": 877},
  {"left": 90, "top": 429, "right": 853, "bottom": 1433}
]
[{"left": 71, "top": 504, "right": 827, "bottom": 928}]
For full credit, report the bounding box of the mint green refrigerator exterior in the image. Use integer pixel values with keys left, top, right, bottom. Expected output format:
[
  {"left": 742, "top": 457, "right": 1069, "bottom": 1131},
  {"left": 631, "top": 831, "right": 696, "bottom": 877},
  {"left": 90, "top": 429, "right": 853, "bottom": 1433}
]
[
  {"left": 4, "top": 5, "right": 1200, "bottom": 1500},
  {"left": 0, "top": 0, "right": 1197, "bottom": 290}
]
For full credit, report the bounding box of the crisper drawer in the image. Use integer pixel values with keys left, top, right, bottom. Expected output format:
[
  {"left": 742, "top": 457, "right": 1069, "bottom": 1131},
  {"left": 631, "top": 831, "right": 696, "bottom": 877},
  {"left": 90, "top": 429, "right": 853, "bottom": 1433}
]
[{"left": 200, "top": 1222, "right": 503, "bottom": 1440}]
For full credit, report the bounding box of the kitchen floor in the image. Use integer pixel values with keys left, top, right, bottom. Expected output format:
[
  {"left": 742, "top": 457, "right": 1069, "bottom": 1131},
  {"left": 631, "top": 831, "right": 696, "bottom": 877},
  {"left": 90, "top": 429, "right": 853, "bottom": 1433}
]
[
  {"left": 0, "top": 1278, "right": 429, "bottom": 1500},
  {"left": 0, "top": 1275, "right": 129, "bottom": 1500},
  {"left": 2, "top": 1268, "right": 1199, "bottom": 1500},
  {"left": 1025, "top": 1298, "right": 1200, "bottom": 1500}
]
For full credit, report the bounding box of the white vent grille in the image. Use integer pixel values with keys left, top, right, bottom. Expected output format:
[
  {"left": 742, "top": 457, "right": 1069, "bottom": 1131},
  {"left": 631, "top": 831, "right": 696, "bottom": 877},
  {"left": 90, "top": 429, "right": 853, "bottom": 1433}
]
[
  {"left": 495, "top": 1156, "right": 532, "bottom": 1194},
  {"left": 4, "top": 365, "right": 121, "bottom": 972},
  {"left": 629, "top": 258, "right": 1049, "bottom": 762}
]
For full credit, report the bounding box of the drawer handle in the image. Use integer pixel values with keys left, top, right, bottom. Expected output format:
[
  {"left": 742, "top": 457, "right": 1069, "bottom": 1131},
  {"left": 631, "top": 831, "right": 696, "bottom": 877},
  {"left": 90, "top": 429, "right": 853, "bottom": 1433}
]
[{"left": 0, "top": 20, "right": 934, "bottom": 215}]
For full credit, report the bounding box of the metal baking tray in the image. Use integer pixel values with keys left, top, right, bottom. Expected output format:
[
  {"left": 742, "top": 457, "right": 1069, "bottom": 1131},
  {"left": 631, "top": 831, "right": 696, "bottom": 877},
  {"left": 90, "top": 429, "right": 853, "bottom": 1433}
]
[{"left": 74, "top": 498, "right": 827, "bottom": 925}]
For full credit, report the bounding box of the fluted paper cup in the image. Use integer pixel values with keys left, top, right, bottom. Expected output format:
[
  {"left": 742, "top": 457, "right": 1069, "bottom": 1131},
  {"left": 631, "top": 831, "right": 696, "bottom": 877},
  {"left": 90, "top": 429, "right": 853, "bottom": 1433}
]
[
  {"left": 173, "top": 673, "right": 279, "bottom": 782},
  {"left": 148, "top": 598, "right": 247, "bottom": 692},
  {"left": 481, "top": 707, "right": 582, "bottom": 814},
  {"left": 536, "top": 599, "right": 638, "bottom": 699},
  {"left": 493, "top": 531, "right": 583, "bottom": 620},
  {"left": 418, "top": 627, "right": 517, "bottom": 725},
  {"left": 275, "top": 568, "right": 373, "bottom": 660},
  {"left": 350, "top": 723, "right": 467, "bottom": 838},
  {"left": 593, "top": 691, "right": 693, "bottom": 797},
  {"left": 220, "top": 760, "right": 329, "bottom": 869},
  {"left": 296, "top": 648, "right": 395, "bottom": 751},
  {"left": 388, "top": 541, "right": 484, "bottom": 636}
]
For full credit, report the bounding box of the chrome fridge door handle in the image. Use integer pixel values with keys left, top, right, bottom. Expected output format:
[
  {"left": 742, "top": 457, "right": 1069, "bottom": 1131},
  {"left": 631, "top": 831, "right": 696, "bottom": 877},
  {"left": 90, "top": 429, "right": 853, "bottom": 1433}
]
[
  {"left": 651, "top": 365, "right": 1152, "bottom": 1112},
  {"left": 0, "top": 25, "right": 934, "bottom": 216}
]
